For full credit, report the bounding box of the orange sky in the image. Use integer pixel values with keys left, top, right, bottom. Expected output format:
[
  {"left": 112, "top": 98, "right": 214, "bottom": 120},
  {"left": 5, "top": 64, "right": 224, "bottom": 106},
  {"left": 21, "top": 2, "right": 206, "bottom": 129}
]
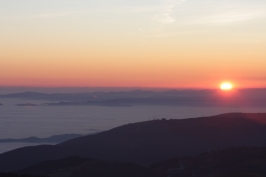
[{"left": 1, "top": 0, "right": 266, "bottom": 89}]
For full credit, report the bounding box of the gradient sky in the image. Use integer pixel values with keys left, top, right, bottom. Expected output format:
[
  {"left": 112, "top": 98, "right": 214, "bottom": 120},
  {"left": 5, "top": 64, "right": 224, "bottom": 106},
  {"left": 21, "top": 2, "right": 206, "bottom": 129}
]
[{"left": 1, "top": 0, "right": 266, "bottom": 88}]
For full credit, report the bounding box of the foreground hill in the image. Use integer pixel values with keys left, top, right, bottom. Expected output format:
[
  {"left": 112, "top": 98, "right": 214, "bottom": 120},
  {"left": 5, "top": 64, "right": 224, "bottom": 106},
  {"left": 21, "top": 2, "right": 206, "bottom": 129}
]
[
  {"left": 152, "top": 146, "right": 266, "bottom": 177},
  {"left": 14, "top": 146, "right": 266, "bottom": 177},
  {"left": 0, "top": 113, "right": 266, "bottom": 172},
  {"left": 0, "top": 173, "right": 46, "bottom": 177},
  {"left": 17, "top": 157, "right": 163, "bottom": 177}
]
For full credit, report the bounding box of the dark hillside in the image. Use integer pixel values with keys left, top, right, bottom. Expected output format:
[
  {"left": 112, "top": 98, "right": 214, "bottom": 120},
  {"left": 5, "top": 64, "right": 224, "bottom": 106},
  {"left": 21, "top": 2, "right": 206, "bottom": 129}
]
[
  {"left": 0, "top": 113, "right": 265, "bottom": 172},
  {"left": 0, "top": 173, "right": 46, "bottom": 177},
  {"left": 152, "top": 146, "right": 266, "bottom": 177},
  {"left": 17, "top": 157, "right": 163, "bottom": 177},
  {"left": 15, "top": 146, "right": 266, "bottom": 177}
]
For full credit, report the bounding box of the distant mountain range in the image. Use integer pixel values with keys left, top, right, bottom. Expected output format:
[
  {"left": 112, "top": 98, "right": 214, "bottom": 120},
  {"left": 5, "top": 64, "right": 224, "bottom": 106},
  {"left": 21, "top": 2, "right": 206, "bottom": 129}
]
[
  {"left": 1, "top": 89, "right": 266, "bottom": 107},
  {"left": 0, "top": 134, "right": 83, "bottom": 144},
  {"left": 0, "top": 113, "right": 265, "bottom": 172}
]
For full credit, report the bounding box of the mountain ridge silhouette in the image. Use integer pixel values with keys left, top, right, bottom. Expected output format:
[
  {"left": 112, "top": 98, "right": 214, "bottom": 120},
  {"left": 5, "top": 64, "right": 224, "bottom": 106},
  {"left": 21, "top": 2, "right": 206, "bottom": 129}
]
[{"left": 0, "top": 113, "right": 265, "bottom": 172}]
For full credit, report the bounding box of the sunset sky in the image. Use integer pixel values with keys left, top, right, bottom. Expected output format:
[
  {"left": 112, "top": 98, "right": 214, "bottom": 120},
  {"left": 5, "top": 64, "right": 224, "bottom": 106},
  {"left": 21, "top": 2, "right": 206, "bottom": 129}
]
[{"left": 1, "top": 0, "right": 266, "bottom": 89}]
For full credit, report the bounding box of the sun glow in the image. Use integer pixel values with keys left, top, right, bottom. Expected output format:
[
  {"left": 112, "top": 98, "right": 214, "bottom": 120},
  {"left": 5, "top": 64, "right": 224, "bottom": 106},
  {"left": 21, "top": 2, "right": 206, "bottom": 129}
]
[{"left": 220, "top": 82, "right": 233, "bottom": 91}]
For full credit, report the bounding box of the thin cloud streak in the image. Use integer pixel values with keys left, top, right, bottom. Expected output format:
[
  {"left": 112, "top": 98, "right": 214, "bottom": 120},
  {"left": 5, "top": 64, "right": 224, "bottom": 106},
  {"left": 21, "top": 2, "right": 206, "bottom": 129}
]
[
  {"left": 197, "top": 11, "right": 266, "bottom": 24},
  {"left": 181, "top": 1, "right": 266, "bottom": 25},
  {"left": 153, "top": 0, "right": 186, "bottom": 24},
  {"left": 87, "top": 0, "right": 186, "bottom": 25},
  {"left": 153, "top": 4, "right": 176, "bottom": 24}
]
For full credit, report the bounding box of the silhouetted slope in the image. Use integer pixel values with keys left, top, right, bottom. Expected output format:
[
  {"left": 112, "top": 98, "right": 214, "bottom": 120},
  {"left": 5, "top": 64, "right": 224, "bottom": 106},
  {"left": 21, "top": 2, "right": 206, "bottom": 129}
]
[
  {"left": 16, "top": 147, "right": 266, "bottom": 177},
  {"left": 0, "top": 173, "right": 46, "bottom": 177},
  {"left": 152, "top": 146, "right": 266, "bottom": 177},
  {"left": 58, "top": 113, "right": 266, "bottom": 164},
  {"left": 0, "top": 113, "right": 266, "bottom": 172},
  {"left": 17, "top": 157, "right": 163, "bottom": 177}
]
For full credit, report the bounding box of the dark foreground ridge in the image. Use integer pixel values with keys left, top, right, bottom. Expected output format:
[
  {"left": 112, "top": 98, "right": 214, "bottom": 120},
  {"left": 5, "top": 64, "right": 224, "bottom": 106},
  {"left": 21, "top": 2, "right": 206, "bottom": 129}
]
[
  {"left": 0, "top": 146, "right": 266, "bottom": 177},
  {"left": 17, "top": 157, "right": 163, "bottom": 177},
  {"left": 10, "top": 146, "right": 266, "bottom": 177},
  {"left": 154, "top": 146, "right": 266, "bottom": 177},
  {"left": 0, "top": 173, "right": 46, "bottom": 177},
  {"left": 0, "top": 113, "right": 266, "bottom": 172}
]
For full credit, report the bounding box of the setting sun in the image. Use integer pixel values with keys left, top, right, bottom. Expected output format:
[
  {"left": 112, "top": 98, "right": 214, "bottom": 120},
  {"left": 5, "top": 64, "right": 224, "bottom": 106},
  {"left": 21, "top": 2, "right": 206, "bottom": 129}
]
[{"left": 220, "top": 82, "right": 233, "bottom": 91}]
